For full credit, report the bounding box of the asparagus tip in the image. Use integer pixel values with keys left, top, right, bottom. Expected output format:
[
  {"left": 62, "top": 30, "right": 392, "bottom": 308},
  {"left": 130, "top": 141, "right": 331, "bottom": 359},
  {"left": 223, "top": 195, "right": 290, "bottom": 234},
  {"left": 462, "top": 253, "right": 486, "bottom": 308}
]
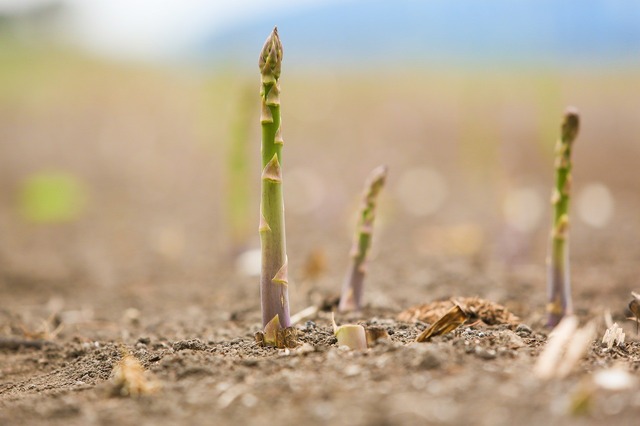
[
  {"left": 370, "top": 164, "right": 388, "bottom": 183},
  {"left": 562, "top": 107, "right": 580, "bottom": 143},
  {"left": 259, "top": 27, "right": 283, "bottom": 78}
]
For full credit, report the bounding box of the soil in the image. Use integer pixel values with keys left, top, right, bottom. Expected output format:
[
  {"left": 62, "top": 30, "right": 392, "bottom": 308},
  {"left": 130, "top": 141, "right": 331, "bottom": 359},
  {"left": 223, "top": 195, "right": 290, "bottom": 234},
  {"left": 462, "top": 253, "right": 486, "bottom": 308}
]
[{"left": 2, "top": 54, "right": 640, "bottom": 425}]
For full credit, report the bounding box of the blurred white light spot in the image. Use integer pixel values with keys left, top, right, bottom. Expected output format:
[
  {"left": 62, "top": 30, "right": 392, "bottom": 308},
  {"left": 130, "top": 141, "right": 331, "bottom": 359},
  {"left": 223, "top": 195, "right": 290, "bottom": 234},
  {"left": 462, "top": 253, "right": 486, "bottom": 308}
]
[
  {"left": 285, "top": 168, "right": 326, "bottom": 215},
  {"left": 235, "top": 248, "right": 261, "bottom": 277},
  {"left": 502, "top": 187, "right": 543, "bottom": 233},
  {"left": 594, "top": 367, "right": 636, "bottom": 391},
  {"left": 396, "top": 168, "right": 447, "bottom": 216},
  {"left": 577, "top": 183, "right": 614, "bottom": 228}
]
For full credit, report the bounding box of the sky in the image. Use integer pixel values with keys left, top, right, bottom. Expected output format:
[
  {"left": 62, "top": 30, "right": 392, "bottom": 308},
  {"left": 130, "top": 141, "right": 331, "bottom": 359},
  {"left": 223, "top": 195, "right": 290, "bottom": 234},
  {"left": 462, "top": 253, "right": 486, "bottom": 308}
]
[
  {"left": 1, "top": 0, "right": 638, "bottom": 66},
  {"left": 0, "top": 0, "right": 340, "bottom": 59}
]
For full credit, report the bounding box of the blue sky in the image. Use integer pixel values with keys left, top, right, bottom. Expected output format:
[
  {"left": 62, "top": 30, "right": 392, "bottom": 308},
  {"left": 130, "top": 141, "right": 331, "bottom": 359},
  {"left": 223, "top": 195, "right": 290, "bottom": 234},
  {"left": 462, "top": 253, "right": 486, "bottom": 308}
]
[
  {"left": 0, "top": 0, "right": 342, "bottom": 59},
  {"left": 2, "top": 0, "right": 638, "bottom": 67}
]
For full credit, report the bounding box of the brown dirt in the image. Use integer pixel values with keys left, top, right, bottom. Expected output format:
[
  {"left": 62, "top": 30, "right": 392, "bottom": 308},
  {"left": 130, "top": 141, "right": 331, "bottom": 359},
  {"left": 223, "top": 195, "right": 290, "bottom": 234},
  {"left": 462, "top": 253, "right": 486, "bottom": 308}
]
[{"left": 2, "top": 50, "right": 640, "bottom": 425}]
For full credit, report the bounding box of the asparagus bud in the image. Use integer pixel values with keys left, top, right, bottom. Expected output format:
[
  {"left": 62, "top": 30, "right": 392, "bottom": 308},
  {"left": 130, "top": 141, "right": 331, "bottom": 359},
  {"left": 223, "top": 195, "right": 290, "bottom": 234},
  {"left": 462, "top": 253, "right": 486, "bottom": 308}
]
[
  {"left": 332, "top": 313, "right": 368, "bottom": 350},
  {"left": 339, "top": 165, "right": 388, "bottom": 312},
  {"left": 546, "top": 108, "right": 580, "bottom": 327},
  {"left": 259, "top": 27, "right": 291, "bottom": 332}
]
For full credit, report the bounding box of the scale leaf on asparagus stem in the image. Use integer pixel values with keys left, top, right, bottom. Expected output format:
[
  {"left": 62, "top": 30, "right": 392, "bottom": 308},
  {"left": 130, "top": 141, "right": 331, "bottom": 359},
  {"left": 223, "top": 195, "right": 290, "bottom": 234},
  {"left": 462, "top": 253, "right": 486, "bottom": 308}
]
[
  {"left": 547, "top": 107, "right": 580, "bottom": 327},
  {"left": 339, "top": 165, "right": 388, "bottom": 312}
]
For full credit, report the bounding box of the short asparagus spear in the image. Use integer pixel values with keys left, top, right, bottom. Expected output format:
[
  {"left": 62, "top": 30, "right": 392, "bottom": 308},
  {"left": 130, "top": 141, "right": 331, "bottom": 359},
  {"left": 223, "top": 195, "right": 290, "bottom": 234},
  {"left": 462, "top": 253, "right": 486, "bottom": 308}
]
[
  {"left": 339, "top": 165, "right": 388, "bottom": 312},
  {"left": 258, "top": 27, "right": 292, "bottom": 337},
  {"left": 547, "top": 108, "right": 580, "bottom": 327}
]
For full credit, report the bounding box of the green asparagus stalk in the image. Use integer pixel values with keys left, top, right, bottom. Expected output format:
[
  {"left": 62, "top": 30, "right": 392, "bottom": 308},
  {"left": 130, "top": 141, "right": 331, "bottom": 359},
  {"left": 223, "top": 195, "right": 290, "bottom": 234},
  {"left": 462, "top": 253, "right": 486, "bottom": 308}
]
[
  {"left": 258, "top": 27, "right": 291, "bottom": 334},
  {"left": 547, "top": 107, "right": 579, "bottom": 327},
  {"left": 339, "top": 165, "right": 388, "bottom": 312}
]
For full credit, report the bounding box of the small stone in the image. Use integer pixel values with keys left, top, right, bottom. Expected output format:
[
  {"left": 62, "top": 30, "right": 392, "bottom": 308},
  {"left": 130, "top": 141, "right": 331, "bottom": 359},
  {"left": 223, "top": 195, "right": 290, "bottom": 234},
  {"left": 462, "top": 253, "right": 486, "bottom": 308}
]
[
  {"left": 497, "top": 330, "right": 525, "bottom": 349},
  {"left": 172, "top": 339, "right": 207, "bottom": 352},
  {"left": 516, "top": 324, "right": 532, "bottom": 336},
  {"left": 474, "top": 346, "right": 497, "bottom": 360}
]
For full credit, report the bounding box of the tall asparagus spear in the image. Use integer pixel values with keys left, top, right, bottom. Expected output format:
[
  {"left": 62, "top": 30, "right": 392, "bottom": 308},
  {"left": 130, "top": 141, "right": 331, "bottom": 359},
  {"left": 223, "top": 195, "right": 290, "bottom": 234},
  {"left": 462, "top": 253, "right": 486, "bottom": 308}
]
[
  {"left": 339, "top": 165, "right": 388, "bottom": 312},
  {"left": 258, "top": 27, "right": 291, "bottom": 335},
  {"left": 547, "top": 107, "right": 580, "bottom": 327}
]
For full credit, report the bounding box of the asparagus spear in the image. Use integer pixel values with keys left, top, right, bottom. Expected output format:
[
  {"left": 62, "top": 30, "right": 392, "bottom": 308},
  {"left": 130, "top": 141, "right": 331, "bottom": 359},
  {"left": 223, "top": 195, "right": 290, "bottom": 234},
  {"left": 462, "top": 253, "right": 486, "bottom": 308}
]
[
  {"left": 339, "top": 165, "right": 388, "bottom": 312},
  {"left": 258, "top": 27, "right": 292, "bottom": 333},
  {"left": 547, "top": 108, "right": 580, "bottom": 327}
]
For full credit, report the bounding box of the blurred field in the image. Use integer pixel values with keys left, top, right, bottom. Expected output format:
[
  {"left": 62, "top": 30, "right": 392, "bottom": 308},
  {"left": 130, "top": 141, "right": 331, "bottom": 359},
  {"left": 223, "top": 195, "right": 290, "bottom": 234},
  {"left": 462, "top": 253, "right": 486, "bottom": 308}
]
[
  {"left": 1, "top": 39, "right": 639, "bottom": 319},
  {"left": 3, "top": 32, "right": 640, "bottom": 426}
]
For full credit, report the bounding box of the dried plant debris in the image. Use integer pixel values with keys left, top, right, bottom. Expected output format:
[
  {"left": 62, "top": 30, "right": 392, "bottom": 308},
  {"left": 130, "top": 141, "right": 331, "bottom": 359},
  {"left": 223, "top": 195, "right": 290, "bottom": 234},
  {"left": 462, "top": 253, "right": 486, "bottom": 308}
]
[
  {"left": 534, "top": 316, "right": 596, "bottom": 380},
  {"left": 0, "top": 336, "right": 51, "bottom": 350},
  {"left": 365, "top": 326, "right": 390, "bottom": 347},
  {"left": 254, "top": 314, "right": 298, "bottom": 349},
  {"left": 415, "top": 304, "right": 468, "bottom": 342},
  {"left": 628, "top": 291, "right": 640, "bottom": 334},
  {"left": 398, "top": 296, "right": 519, "bottom": 326},
  {"left": 109, "top": 353, "right": 160, "bottom": 397},
  {"left": 601, "top": 323, "right": 625, "bottom": 350},
  {"left": 20, "top": 315, "right": 63, "bottom": 341},
  {"left": 290, "top": 305, "right": 319, "bottom": 325}
]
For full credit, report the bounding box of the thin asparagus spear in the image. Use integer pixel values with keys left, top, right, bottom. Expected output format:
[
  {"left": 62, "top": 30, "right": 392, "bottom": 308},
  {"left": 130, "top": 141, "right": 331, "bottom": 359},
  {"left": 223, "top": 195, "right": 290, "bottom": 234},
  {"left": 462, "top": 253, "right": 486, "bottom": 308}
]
[
  {"left": 258, "top": 27, "right": 292, "bottom": 335},
  {"left": 547, "top": 108, "right": 579, "bottom": 327},
  {"left": 339, "top": 165, "right": 388, "bottom": 312}
]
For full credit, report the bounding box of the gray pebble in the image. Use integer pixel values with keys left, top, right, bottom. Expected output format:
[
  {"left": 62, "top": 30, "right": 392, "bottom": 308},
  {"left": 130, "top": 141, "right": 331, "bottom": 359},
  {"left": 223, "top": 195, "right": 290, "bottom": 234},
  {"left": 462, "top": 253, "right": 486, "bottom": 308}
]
[{"left": 515, "top": 324, "right": 532, "bottom": 336}]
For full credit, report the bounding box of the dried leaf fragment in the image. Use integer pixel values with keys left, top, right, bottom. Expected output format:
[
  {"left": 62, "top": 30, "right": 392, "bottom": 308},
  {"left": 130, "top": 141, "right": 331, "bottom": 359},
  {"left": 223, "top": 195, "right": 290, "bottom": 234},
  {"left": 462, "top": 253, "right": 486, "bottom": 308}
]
[
  {"left": 628, "top": 291, "right": 640, "bottom": 334},
  {"left": 534, "top": 316, "right": 596, "bottom": 380},
  {"left": 365, "top": 326, "right": 390, "bottom": 346},
  {"left": 110, "top": 353, "right": 160, "bottom": 397},
  {"left": 601, "top": 323, "right": 625, "bottom": 350},
  {"left": 415, "top": 304, "right": 468, "bottom": 343},
  {"left": 255, "top": 314, "right": 298, "bottom": 348}
]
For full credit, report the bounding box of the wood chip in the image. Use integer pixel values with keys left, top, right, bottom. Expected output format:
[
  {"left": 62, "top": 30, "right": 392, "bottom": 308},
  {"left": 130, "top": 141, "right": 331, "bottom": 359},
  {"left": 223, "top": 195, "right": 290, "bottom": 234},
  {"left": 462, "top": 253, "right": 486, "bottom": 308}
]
[{"left": 415, "top": 304, "right": 468, "bottom": 342}]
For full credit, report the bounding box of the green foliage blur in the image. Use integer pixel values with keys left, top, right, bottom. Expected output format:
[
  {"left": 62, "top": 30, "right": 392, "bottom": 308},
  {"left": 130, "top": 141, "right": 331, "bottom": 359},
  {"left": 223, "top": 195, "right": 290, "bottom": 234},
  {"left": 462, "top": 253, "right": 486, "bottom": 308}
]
[{"left": 18, "top": 171, "right": 87, "bottom": 223}]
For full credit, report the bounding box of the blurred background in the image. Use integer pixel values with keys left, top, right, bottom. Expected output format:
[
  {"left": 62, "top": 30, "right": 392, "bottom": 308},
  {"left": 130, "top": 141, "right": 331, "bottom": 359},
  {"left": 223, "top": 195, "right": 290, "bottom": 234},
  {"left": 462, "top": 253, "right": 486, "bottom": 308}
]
[{"left": 1, "top": 0, "right": 639, "bottom": 322}]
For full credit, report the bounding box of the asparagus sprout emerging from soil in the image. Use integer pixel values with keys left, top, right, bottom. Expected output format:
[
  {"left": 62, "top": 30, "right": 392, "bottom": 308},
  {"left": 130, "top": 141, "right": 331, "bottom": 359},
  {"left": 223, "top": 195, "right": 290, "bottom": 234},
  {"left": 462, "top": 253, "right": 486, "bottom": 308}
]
[
  {"left": 339, "top": 165, "right": 388, "bottom": 312},
  {"left": 256, "top": 27, "right": 296, "bottom": 346},
  {"left": 546, "top": 108, "right": 580, "bottom": 327},
  {"left": 332, "top": 313, "right": 368, "bottom": 350}
]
